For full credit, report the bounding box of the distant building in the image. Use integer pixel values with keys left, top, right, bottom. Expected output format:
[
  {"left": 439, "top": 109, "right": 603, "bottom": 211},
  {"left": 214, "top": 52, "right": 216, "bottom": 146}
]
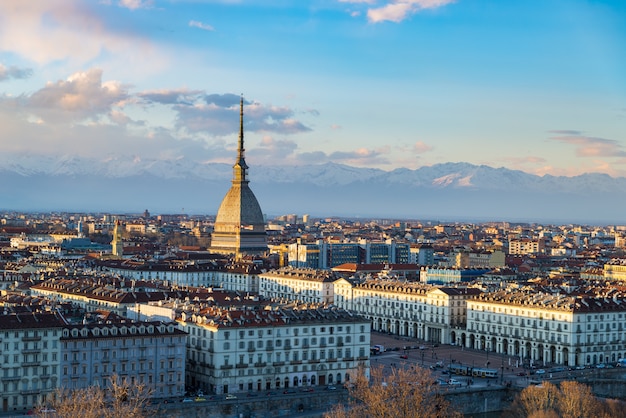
[
  {"left": 288, "top": 239, "right": 409, "bottom": 269},
  {"left": 419, "top": 266, "right": 491, "bottom": 284},
  {"left": 210, "top": 97, "right": 268, "bottom": 257},
  {"left": 111, "top": 220, "right": 123, "bottom": 258},
  {"left": 508, "top": 238, "right": 545, "bottom": 255}
]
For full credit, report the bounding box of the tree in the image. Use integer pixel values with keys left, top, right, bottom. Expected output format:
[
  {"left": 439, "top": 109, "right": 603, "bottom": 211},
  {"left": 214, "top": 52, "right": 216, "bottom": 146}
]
[
  {"left": 507, "top": 380, "right": 622, "bottom": 418},
  {"left": 325, "top": 365, "right": 462, "bottom": 418},
  {"left": 35, "top": 375, "right": 153, "bottom": 418}
]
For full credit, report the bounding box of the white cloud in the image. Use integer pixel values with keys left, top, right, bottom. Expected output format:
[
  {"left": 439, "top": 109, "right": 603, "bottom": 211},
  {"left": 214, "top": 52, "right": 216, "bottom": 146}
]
[
  {"left": 0, "top": 1, "right": 159, "bottom": 66},
  {"left": 366, "top": 0, "right": 455, "bottom": 23},
  {"left": 118, "top": 0, "right": 153, "bottom": 10},
  {"left": 25, "top": 68, "right": 129, "bottom": 122},
  {"left": 189, "top": 20, "right": 216, "bottom": 31}
]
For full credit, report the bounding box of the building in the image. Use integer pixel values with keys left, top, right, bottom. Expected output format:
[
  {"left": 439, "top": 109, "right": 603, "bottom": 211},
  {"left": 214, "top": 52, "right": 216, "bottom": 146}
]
[
  {"left": 111, "top": 220, "right": 123, "bottom": 258},
  {"left": 465, "top": 290, "right": 626, "bottom": 367},
  {"left": 258, "top": 267, "right": 339, "bottom": 304},
  {"left": 60, "top": 319, "right": 187, "bottom": 399},
  {"left": 178, "top": 304, "right": 370, "bottom": 395},
  {"left": 0, "top": 312, "right": 65, "bottom": 413},
  {"left": 288, "top": 239, "right": 409, "bottom": 269},
  {"left": 210, "top": 97, "right": 268, "bottom": 257},
  {"left": 409, "top": 243, "right": 434, "bottom": 265},
  {"left": 508, "top": 238, "right": 545, "bottom": 255},
  {"left": 334, "top": 279, "right": 481, "bottom": 344},
  {"left": 419, "top": 266, "right": 492, "bottom": 284}
]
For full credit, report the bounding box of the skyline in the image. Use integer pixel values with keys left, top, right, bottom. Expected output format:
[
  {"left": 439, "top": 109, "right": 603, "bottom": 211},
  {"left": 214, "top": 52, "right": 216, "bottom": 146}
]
[{"left": 0, "top": 0, "right": 625, "bottom": 178}]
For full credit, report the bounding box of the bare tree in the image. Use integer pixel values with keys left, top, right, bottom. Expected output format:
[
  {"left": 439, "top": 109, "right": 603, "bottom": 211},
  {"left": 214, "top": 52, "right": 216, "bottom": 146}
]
[
  {"left": 508, "top": 380, "right": 622, "bottom": 418},
  {"left": 325, "top": 365, "right": 461, "bottom": 418},
  {"left": 36, "top": 375, "right": 152, "bottom": 418}
]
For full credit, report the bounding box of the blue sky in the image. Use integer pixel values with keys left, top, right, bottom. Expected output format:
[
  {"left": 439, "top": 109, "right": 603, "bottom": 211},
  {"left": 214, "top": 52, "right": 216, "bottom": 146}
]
[{"left": 0, "top": 0, "right": 624, "bottom": 177}]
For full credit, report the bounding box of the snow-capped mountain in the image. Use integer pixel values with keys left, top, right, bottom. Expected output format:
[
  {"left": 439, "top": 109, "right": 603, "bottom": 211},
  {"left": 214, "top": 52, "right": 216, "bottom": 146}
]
[{"left": 1, "top": 155, "right": 624, "bottom": 224}]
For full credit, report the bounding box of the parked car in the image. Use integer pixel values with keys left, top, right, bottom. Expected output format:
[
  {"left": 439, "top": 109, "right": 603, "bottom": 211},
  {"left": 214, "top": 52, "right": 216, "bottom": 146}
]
[
  {"left": 535, "top": 369, "right": 546, "bottom": 375},
  {"left": 194, "top": 396, "right": 206, "bottom": 402},
  {"left": 225, "top": 394, "right": 237, "bottom": 400},
  {"left": 400, "top": 354, "right": 408, "bottom": 359},
  {"left": 326, "top": 385, "right": 337, "bottom": 390}
]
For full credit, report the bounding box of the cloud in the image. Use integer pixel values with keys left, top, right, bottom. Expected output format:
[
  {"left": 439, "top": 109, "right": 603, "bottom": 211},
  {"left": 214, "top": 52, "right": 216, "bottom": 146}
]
[
  {"left": 24, "top": 68, "right": 129, "bottom": 122},
  {"left": 366, "top": 0, "right": 455, "bottom": 23},
  {"left": 189, "top": 20, "right": 215, "bottom": 31},
  {"left": 138, "top": 88, "right": 204, "bottom": 105},
  {"left": 413, "top": 141, "right": 433, "bottom": 154},
  {"left": 0, "top": 64, "right": 33, "bottom": 82},
  {"left": 549, "top": 131, "right": 626, "bottom": 158},
  {"left": 116, "top": 0, "right": 154, "bottom": 10},
  {"left": 0, "top": 1, "right": 159, "bottom": 66}
]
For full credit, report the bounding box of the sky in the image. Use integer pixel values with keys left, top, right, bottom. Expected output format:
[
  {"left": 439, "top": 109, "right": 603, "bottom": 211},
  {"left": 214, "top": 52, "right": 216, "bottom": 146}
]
[{"left": 0, "top": 0, "right": 625, "bottom": 178}]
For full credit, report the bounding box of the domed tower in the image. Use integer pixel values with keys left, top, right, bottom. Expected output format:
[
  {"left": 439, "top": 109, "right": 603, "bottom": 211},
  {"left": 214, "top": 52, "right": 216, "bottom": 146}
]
[{"left": 210, "top": 96, "right": 268, "bottom": 257}]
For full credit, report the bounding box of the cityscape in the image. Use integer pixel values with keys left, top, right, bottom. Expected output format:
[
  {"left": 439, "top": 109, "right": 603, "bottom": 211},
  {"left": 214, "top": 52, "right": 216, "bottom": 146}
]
[
  {"left": 2, "top": 1, "right": 625, "bottom": 417},
  {"left": 2, "top": 98, "right": 626, "bottom": 417}
]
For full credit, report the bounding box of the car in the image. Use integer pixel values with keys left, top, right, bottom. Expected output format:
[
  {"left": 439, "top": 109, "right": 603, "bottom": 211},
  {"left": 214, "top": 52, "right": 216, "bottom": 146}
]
[
  {"left": 400, "top": 354, "right": 408, "bottom": 359},
  {"left": 448, "top": 379, "right": 462, "bottom": 386},
  {"left": 225, "top": 394, "right": 237, "bottom": 400},
  {"left": 181, "top": 398, "right": 194, "bottom": 403},
  {"left": 300, "top": 387, "right": 315, "bottom": 392},
  {"left": 535, "top": 369, "right": 546, "bottom": 375},
  {"left": 516, "top": 372, "right": 526, "bottom": 376},
  {"left": 419, "top": 346, "right": 426, "bottom": 350},
  {"left": 266, "top": 391, "right": 276, "bottom": 396},
  {"left": 194, "top": 396, "right": 206, "bottom": 402},
  {"left": 596, "top": 364, "right": 606, "bottom": 369},
  {"left": 575, "top": 365, "right": 585, "bottom": 370},
  {"left": 246, "top": 392, "right": 259, "bottom": 397},
  {"left": 326, "top": 385, "right": 337, "bottom": 390},
  {"left": 441, "top": 370, "right": 450, "bottom": 375},
  {"left": 283, "top": 389, "right": 296, "bottom": 394}
]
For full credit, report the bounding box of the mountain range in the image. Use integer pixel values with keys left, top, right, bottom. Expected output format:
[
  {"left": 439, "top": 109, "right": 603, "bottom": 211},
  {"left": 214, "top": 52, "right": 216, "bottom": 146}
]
[{"left": 0, "top": 155, "right": 624, "bottom": 224}]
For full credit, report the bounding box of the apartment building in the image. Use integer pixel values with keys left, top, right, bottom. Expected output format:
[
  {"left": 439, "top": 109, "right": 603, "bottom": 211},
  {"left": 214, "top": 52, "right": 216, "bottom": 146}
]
[
  {"left": 258, "top": 267, "right": 338, "bottom": 304},
  {"left": 334, "top": 279, "right": 481, "bottom": 344},
  {"left": 508, "top": 238, "right": 545, "bottom": 255},
  {"left": 100, "top": 259, "right": 262, "bottom": 292},
  {"left": 419, "top": 266, "right": 491, "bottom": 284},
  {"left": 465, "top": 290, "right": 626, "bottom": 367},
  {"left": 178, "top": 305, "right": 371, "bottom": 395},
  {"left": 0, "top": 312, "right": 65, "bottom": 413},
  {"left": 60, "top": 320, "right": 187, "bottom": 398}
]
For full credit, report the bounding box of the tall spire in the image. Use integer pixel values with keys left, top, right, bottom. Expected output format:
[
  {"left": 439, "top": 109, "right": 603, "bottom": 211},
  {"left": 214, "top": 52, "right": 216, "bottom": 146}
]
[{"left": 233, "top": 94, "right": 248, "bottom": 183}]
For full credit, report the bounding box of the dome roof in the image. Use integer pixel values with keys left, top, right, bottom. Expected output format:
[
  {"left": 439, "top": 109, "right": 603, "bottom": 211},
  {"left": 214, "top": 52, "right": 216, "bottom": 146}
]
[{"left": 214, "top": 183, "right": 265, "bottom": 232}]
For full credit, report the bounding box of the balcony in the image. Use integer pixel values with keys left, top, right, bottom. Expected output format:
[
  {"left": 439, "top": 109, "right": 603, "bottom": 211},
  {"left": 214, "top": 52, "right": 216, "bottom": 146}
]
[
  {"left": 253, "top": 362, "right": 266, "bottom": 367},
  {"left": 220, "top": 365, "right": 233, "bottom": 370},
  {"left": 265, "top": 346, "right": 274, "bottom": 351},
  {"left": 290, "top": 360, "right": 302, "bottom": 365},
  {"left": 20, "top": 389, "right": 41, "bottom": 395},
  {"left": 22, "top": 361, "right": 41, "bottom": 367},
  {"left": 22, "top": 348, "right": 41, "bottom": 354},
  {"left": 272, "top": 361, "right": 285, "bottom": 366},
  {"left": 22, "top": 336, "right": 41, "bottom": 342},
  {"left": 1, "top": 376, "right": 21, "bottom": 382},
  {"left": 236, "top": 363, "right": 248, "bottom": 369},
  {"left": 247, "top": 347, "right": 256, "bottom": 352}
]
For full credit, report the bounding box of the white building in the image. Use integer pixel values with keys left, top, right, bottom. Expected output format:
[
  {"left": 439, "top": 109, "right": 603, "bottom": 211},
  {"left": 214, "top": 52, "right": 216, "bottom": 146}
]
[
  {"left": 334, "top": 279, "right": 481, "bottom": 344},
  {"left": 465, "top": 290, "right": 626, "bottom": 367},
  {"left": 259, "top": 268, "right": 338, "bottom": 304},
  {"left": 178, "top": 305, "right": 370, "bottom": 395}
]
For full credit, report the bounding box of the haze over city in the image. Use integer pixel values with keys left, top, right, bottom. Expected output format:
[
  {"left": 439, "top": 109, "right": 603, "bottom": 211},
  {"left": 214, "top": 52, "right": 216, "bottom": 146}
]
[{"left": 1, "top": 0, "right": 624, "bottom": 182}]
